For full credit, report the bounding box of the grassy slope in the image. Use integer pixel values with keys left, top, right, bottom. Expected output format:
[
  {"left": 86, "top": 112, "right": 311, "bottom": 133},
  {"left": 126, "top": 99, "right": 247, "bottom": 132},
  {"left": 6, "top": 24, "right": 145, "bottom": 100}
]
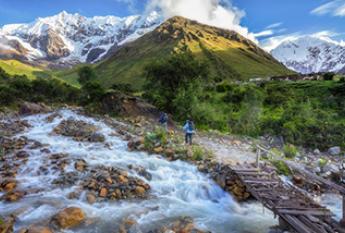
[
  {"left": 0, "top": 60, "right": 47, "bottom": 80},
  {"left": 93, "top": 17, "right": 293, "bottom": 88}
]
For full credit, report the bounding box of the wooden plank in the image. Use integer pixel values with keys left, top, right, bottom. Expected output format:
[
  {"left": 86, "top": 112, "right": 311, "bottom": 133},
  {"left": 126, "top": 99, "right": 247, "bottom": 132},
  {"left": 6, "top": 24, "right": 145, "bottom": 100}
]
[
  {"left": 282, "top": 214, "right": 314, "bottom": 233},
  {"left": 277, "top": 209, "right": 332, "bottom": 216}
]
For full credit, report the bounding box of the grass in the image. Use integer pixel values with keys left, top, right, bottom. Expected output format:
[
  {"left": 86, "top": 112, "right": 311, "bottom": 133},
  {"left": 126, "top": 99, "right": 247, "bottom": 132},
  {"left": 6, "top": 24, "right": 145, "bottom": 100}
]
[{"left": 0, "top": 60, "right": 48, "bottom": 80}]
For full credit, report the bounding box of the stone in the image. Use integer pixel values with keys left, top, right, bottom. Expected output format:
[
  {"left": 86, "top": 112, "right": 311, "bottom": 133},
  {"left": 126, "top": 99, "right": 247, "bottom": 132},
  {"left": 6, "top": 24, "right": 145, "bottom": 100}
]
[
  {"left": 323, "top": 163, "right": 340, "bottom": 174},
  {"left": 153, "top": 147, "right": 164, "bottom": 154},
  {"left": 313, "top": 149, "right": 321, "bottom": 155},
  {"left": 118, "top": 175, "right": 128, "bottom": 184},
  {"left": 86, "top": 193, "right": 96, "bottom": 204},
  {"left": 0, "top": 216, "right": 15, "bottom": 233},
  {"left": 16, "top": 150, "right": 30, "bottom": 159},
  {"left": 292, "top": 175, "right": 304, "bottom": 186},
  {"left": 135, "top": 186, "right": 146, "bottom": 196},
  {"left": 52, "top": 207, "right": 85, "bottom": 229},
  {"left": 74, "top": 160, "right": 87, "bottom": 172},
  {"left": 2, "top": 191, "right": 24, "bottom": 202},
  {"left": 99, "top": 188, "right": 108, "bottom": 198},
  {"left": 328, "top": 146, "right": 341, "bottom": 156},
  {"left": 4, "top": 182, "right": 16, "bottom": 192},
  {"left": 89, "top": 133, "right": 105, "bottom": 143},
  {"left": 21, "top": 226, "right": 54, "bottom": 233},
  {"left": 19, "top": 102, "right": 51, "bottom": 116},
  {"left": 164, "top": 148, "right": 175, "bottom": 157}
]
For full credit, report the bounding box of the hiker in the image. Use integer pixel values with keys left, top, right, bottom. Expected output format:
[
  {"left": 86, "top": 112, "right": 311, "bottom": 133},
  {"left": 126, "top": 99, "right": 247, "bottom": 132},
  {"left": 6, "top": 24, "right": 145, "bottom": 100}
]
[
  {"left": 159, "top": 112, "right": 168, "bottom": 131},
  {"left": 183, "top": 119, "right": 195, "bottom": 145}
]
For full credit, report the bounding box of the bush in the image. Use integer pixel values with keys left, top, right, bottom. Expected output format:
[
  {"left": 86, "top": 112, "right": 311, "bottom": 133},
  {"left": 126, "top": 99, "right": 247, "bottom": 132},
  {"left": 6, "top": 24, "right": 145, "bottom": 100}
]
[
  {"left": 271, "top": 160, "right": 292, "bottom": 176},
  {"left": 144, "top": 127, "right": 168, "bottom": 150},
  {"left": 0, "top": 85, "right": 16, "bottom": 105},
  {"left": 283, "top": 144, "right": 298, "bottom": 158},
  {"left": 190, "top": 145, "right": 203, "bottom": 161},
  {"left": 78, "top": 66, "right": 97, "bottom": 85},
  {"left": 323, "top": 72, "right": 335, "bottom": 81},
  {"left": 81, "top": 82, "right": 105, "bottom": 103}
]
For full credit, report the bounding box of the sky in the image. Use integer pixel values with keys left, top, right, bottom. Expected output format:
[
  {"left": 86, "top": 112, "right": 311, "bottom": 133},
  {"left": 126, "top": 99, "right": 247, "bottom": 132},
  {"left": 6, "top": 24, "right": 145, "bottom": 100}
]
[{"left": 0, "top": 0, "right": 344, "bottom": 50}]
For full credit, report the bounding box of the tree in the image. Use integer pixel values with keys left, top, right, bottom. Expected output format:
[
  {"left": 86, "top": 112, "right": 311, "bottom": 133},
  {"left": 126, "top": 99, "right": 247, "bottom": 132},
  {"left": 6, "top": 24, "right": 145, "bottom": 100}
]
[
  {"left": 144, "top": 51, "right": 209, "bottom": 115},
  {"left": 78, "top": 66, "right": 97, "bottom": 85},
  {"left": 81, "top": 81, "right": 105, "bottom": 102},
  {"left": 323, "top": 72, "right": 335, "bottom": 81}
]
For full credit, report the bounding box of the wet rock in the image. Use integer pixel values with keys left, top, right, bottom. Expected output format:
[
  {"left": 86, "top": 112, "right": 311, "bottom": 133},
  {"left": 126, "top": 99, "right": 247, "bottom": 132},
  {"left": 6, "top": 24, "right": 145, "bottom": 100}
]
[
  {"left": 99, "top": 188, "right": 108, "bottom": 198},
  {"left": 19, "top": 226, "right": 54, "bottom": 233},
  {"left": 127, "top": 137, "right": 144, "bottom": 151},
  {"left": 89, "top": 133, "right": 105, "bottom": 143},
  {"left": 0, "top": 216, "right": 15, "bottom": 233},
  {"left": 81, "top": 165, "right": 150, "bottom": 201},
  {"left": 292, "top": 175, "right": 304, "bottom": 186},
  {"left": 19, "top": 102, "right": 51, "bottom": 116},
  {"left": 328, "top": 146, "right": 341, "bottom": 156},
  {"left": 74, "top": 159, "right": 87, "bottom": 172},
  {"left": 153, "top": 147, "right": 164, "bottom": 154},
  {"left": 313, "top": 149, "right": 321, "bottom": 155},
  {"left": 52, "top": 207, "right": 85, "bottom": 229},
  {"left": 2, "top": 190, "right": 25, "bottom": 202},
  {"left": 16, "top": 150, "right": 29, "bottom": 159},
  {"left": 2, "top": 180, "right": 16, "bottom": 192},
  {"left": 45, "top": 112, "right": 62, "bottom": 123},
  {"left": 155, "top": 217, "right": 208, "bottom": 233},
  {"left": 0, "top": 120, "right": 31, "bottom": 136},
  {"left": 86, "top": 193, "right": 96, "bottom": 204},
  {"left": 53, "top": 119, "right": 104, "bottom": 142}
]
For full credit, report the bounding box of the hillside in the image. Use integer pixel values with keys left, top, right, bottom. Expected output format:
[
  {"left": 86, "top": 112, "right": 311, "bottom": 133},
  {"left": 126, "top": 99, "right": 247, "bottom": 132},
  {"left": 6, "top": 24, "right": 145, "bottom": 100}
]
[
  {"left": 96, "top": 16, "right": 293, "bottom": 88},
  {"left": 0, "top": 59, "right": 51, "bottom": 80}
]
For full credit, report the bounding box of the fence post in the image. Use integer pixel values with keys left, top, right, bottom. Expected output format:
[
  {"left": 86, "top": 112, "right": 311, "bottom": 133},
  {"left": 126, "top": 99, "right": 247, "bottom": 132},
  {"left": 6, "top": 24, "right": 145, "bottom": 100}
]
[{"left": 256, "top": 146, "right": 261, "bottom": 168}]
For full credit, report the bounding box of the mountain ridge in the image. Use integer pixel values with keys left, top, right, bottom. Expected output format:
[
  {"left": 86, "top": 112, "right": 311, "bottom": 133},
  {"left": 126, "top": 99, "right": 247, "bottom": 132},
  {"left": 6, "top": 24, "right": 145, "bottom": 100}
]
[
  {"left": 94, "top": 16, "right": 293, "bottom": 88},
  {"left": 0, "top": 11, "right": 162, "bottom": 68},
  {"left": 271, "top": 36, "right": 345, "bottom": 74}
]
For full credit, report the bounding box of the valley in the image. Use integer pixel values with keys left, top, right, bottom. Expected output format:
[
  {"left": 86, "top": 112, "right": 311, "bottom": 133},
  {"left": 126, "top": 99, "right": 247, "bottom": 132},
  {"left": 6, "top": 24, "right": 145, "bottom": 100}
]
[{"left": 1, "top": 6, "right": 345, "bottom": 233}]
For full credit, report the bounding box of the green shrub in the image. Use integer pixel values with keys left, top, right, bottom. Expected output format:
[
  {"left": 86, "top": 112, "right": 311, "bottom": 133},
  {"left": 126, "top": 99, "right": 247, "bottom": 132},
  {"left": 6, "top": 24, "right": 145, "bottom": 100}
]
[
  {"left": 318, "top": 158, "right": 328, "bottom": 168},
  {"left": 191, "top": 145, "right": 204, "bottom": 161},
  {"left": 271, "top": 160, "right": 292, "bottom": 176},
  {"left": 144, "top": 127, "right": 168, "bottom": 150},
  {"left": 283, "top": 144, "right": 298, "bottom": 158}
]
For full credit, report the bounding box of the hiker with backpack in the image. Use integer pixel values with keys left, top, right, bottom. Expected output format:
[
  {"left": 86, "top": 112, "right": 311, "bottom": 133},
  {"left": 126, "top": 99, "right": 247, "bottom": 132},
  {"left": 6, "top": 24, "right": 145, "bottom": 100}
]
[
  {"left": 159, "top": 112, "right": 168, "bottom": 131},
  {"left": 183, "top": 119, "right": 195, "bottom": 145}
]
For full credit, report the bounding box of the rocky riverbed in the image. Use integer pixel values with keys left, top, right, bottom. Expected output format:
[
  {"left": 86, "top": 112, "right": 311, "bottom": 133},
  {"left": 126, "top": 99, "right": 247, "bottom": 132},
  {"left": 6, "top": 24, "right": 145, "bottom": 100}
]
[{"left": 0, "top": 107, "right": 280, "bottom": 233}]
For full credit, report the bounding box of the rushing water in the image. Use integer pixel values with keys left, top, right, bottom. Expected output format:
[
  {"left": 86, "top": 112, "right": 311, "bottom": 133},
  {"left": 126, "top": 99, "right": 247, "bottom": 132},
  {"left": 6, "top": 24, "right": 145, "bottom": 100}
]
[{"left": 0, "top": 109, "right": 278, "bottom": 233}]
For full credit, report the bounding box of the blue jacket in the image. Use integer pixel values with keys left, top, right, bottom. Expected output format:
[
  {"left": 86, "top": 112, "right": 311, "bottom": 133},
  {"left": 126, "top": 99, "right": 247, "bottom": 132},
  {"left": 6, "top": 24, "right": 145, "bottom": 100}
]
[{"left": 183, "top": 121, "right": 195, "bottom": 134}]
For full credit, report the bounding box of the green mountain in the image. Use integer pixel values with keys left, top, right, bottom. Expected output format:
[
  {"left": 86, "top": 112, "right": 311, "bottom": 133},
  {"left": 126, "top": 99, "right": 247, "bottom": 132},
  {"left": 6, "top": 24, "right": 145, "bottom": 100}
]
[{"left": 95, "top": 16, "right": 293, "bottom": 88}]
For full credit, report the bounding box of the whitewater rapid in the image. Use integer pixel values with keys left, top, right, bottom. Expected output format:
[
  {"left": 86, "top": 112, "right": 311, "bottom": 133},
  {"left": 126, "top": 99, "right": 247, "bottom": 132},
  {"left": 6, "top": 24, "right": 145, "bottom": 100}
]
[{"left": 0, "top": 109, "right": 278, "bottom": 233}]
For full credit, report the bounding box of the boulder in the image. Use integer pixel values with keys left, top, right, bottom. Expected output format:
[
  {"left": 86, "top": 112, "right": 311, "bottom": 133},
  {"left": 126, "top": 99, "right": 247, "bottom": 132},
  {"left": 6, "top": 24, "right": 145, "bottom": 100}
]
[
  {"left": 328, "top": 146, "right": 341, "bottom": 156},
  {"left": 52, "top": 207, "right": 85, "bottom": 229},
  {"left": 19, "top": 102, "right": 51, "bottom": 116},
  {"left": 323, "top": 163, "right": 340, "bottom": 174},
  {"left": 74, "top": 160, "right": 87, "bottom": 172},
  {"left": 86, "top": 193, "right": 96, "bottom": 204},
  {"left": 153, "top": 147, "right": 164, "bottom": 154},
  {"left": 88, "top": 133, "right": 105, "bottom": 143},
  {"left": 20, "top": 226, "right": 54, "bottom": 233},
  {"left": 99, "top": 188, "right": 108, "bottom": 198}
]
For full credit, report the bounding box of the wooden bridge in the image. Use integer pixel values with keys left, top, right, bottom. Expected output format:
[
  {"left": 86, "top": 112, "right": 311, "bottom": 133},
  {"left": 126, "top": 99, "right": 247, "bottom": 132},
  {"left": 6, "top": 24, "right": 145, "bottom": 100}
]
[{"left": 230, "top": 146, "right": 345, "bottom": 233}]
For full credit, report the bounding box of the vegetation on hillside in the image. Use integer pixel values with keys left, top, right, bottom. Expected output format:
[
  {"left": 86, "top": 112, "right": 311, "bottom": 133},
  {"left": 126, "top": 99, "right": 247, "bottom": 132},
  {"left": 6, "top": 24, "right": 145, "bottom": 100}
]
[{"left": 143, "top": 51, "right": 345, "bottom": 150}]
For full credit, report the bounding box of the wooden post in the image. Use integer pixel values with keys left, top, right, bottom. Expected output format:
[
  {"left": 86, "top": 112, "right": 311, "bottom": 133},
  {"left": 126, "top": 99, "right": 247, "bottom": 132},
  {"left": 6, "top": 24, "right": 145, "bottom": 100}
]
[{"left": 256, "top": 147, "right": 261, "bottom": 168}]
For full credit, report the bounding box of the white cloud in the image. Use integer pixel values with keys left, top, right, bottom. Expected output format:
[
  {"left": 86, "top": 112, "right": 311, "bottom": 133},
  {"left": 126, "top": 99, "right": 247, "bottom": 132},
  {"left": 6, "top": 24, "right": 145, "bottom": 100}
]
[
  {"left": 311, "top": 0, "right": 345, "bottom": 17},
  {"left": 145, "top": 0, "right": 257, "bottom": 42},
  {"left": 115, "top": 0, "right": 138, "bottom": 13},
  {"left": 253, "top": 30, "right": 274, "bottom": 38},
  {"left": 265, "top": 22, "right": 283, "bottom": 29}
]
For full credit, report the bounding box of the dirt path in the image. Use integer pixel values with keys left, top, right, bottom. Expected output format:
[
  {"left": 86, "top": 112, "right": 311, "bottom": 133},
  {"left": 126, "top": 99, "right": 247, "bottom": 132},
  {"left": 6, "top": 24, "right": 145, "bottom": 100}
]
[{"left": 194, "top": 133, "right": 258, "bottom": 165}]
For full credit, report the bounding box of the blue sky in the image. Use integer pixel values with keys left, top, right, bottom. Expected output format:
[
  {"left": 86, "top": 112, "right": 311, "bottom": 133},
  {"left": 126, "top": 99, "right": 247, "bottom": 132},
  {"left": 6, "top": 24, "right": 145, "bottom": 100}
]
[{"left": 0, "top": 0, "right": 344, "bottom": 50}]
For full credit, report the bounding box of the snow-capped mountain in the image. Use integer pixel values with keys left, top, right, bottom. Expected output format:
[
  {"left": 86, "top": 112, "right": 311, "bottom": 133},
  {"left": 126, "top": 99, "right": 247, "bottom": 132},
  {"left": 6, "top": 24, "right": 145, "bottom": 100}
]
[
  {"left": 271, "top": 36, "right": 345, "bottom": 74},
  {"left": 0, "top": 11, "right": 162, "bottom": 67}
]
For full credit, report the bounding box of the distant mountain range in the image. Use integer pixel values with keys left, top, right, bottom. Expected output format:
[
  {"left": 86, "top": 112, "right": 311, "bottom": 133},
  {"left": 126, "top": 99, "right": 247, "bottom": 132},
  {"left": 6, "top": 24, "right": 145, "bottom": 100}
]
[
  {"left": 271, "top": 36, "right": 345, "bottom": 74},
  {"left": 0, "top": 11, "right": 162, "bottom": 68}
]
